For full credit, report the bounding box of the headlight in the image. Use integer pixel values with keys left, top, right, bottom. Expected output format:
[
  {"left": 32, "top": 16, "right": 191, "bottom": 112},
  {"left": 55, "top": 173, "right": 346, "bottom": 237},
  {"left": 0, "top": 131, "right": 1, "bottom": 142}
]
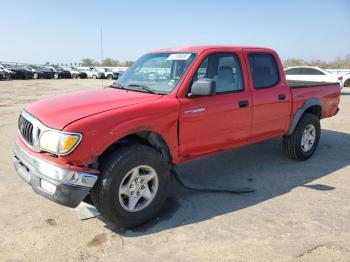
[{"left": 39, "top": 130, "right": 82, "bottom": 155}]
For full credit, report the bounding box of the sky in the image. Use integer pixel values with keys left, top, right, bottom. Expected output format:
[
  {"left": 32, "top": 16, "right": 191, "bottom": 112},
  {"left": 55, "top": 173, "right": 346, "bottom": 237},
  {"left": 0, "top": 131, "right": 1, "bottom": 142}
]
[{"left": 1, "top": 0, "right": 349, "bottom": 64}]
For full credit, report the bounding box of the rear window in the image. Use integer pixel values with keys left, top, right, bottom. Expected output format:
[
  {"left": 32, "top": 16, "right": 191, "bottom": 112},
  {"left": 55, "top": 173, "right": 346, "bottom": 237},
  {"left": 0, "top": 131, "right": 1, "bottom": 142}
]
[{"left": 248, "top": 53, "right": 279, "bottom": 89}]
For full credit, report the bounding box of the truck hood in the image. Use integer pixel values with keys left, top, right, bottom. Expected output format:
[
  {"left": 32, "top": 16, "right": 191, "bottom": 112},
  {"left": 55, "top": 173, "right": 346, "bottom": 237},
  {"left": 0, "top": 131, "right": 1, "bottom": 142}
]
[{"left": 26, "top": 87, "right": 162, "bottom": 129}]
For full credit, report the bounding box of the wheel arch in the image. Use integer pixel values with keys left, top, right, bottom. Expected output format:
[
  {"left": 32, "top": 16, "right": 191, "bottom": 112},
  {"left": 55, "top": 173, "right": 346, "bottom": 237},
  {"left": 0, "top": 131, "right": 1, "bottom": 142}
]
[
  {"left": 97, "top": 131, "right": 173, "bottom": 168},
  {"left": 287, "top": 98, "right": 323, "bottom": 135}
]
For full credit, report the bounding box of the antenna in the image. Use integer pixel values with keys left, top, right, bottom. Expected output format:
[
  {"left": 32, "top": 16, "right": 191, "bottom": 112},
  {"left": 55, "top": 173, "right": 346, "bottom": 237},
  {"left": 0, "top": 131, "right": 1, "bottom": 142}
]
[{"left": 100, "top": 24, "right": 104, "bottom": 88}]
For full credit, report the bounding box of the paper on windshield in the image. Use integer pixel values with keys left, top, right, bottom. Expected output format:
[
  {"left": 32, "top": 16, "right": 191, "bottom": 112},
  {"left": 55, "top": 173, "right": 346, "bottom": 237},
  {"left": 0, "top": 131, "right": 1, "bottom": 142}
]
[{"left": 167, "top": 53, "right": 192, "bottom": 60}]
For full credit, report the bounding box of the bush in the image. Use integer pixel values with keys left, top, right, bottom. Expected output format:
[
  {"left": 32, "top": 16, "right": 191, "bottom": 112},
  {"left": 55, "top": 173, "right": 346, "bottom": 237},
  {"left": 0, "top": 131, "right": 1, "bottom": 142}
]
[{"left": 283, "top": 55, "right": 350, "bottom": 69}]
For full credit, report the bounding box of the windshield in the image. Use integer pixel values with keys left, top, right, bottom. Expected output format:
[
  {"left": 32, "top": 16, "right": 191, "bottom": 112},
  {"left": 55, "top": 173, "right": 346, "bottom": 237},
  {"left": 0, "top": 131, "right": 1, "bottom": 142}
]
[{"left": 113, "top": 52, "right": 196, "bottom": 94}]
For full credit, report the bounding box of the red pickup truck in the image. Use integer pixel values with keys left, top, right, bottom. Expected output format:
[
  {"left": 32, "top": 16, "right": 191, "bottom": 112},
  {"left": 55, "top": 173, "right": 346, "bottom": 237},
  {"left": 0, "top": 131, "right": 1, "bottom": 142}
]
[{"left": 14, "top": 46, "right": 340, "bottom": 228}]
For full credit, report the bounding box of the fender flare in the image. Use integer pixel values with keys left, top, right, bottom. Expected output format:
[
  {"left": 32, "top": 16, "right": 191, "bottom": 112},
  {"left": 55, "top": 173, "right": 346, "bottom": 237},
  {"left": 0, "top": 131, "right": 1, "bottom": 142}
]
[{"left": 287, "top": 98, "right": 323, "bottom": 135}]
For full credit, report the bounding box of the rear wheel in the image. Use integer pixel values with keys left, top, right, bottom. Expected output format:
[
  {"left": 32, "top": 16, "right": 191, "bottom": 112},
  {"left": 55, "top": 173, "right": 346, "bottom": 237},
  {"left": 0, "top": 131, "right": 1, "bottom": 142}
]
[
  {"left": 91, "top": 144, "right": 170, "bottom": 228},
  {"left": 344, "top": 79, "right": 350, "bottom": 87},
  {"left": 283, "top": 113, "right": 320, "bottom": 161}
]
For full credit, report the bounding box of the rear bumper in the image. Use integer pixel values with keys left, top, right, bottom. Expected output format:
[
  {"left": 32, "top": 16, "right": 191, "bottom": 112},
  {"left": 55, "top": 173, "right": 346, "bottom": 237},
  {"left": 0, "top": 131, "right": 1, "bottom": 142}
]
[{"left": 13, "top": 142, "right": 98, "bottom": 208}]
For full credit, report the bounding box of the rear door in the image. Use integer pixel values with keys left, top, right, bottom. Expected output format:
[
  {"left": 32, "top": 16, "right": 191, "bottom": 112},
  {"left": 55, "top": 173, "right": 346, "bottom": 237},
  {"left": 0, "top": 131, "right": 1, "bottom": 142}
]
[
  {"left": 178, "top": 51, "right": 253, "bottom": 157},
  {"left": 244, "top": 49, "right": 292, "bottom": 140}
]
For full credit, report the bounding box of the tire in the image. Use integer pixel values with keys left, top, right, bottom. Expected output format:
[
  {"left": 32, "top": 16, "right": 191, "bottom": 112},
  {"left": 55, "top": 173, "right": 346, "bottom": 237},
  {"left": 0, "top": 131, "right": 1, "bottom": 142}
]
[
  {"left": 283, "top": 113, "right": 320, "bottom": 161},
  {"left": 91, "top": 144, "right": 170, "bottom": 228},
  {"left": 107, "top": 74, "right": 113, "bottom": 80},
  {"left": 344, "top": 79, "right": 350, "bottom": 87}
]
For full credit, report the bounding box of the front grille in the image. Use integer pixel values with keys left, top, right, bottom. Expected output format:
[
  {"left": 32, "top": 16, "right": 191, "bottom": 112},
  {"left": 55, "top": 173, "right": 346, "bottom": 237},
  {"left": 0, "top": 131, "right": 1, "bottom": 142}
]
[{"left": 19, "top": 115, "right": 34, "bottom": 145}]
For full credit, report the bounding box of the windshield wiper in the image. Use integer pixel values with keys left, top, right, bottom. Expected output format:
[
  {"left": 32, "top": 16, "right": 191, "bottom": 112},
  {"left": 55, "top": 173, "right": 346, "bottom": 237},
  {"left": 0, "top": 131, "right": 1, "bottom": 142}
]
[
  {"left": 126, "top": 84, "right": 160, "bottom": 95},
  {"left": 110, "top": 82, "right": 125, "bottom": 89},
  {"left": 110, "top": 83, "right": 162, "bottom": 94}
]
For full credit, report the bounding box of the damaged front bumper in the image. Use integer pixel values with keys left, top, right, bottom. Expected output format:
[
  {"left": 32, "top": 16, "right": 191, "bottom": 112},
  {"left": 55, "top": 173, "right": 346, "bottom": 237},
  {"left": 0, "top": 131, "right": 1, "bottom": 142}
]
[{"left": 13, "top": 142, "right": 98, "bottom": 208}]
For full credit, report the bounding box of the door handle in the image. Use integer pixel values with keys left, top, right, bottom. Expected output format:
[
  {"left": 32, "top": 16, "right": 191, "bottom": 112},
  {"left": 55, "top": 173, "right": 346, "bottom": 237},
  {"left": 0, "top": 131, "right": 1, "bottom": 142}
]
[
  {"left": 278, "top": 94, "right": 286, "bottom": 100},
  {"left": 239, "top": 100, "right": 249, "bottom": 108}
]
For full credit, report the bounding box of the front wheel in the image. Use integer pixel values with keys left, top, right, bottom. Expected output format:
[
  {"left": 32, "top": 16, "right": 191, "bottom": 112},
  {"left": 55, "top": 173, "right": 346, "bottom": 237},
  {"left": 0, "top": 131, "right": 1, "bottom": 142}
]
[
  {"left": 91, "top": 144, "right": 170, "bottom": 228},
  {"left": 283, "top": 113, "right": 320, "bottom": 161}
]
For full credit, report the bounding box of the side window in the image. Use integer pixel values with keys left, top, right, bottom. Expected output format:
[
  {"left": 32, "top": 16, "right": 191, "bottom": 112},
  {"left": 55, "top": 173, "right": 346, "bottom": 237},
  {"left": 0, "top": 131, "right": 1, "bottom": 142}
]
[
  {"left": 314, "top": 69, "right": 325, "bottom": 75},
  {"left": 192, "top": 53, "right": 244, "bottom": 93},
  {"left": 248, "top": 53, "right": 279, "bottom": 89},
  {"left": 301, "top": 68, "right": 325, "bottom": 75},
  {"left": 285, "top": 68, "right": 300, "bottom": 75}
]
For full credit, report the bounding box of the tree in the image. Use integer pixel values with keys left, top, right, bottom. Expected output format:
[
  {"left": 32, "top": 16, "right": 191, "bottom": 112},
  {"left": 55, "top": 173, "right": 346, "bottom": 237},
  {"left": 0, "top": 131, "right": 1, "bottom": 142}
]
[
  {"left": 283, "top": 54, "right": 350, "bottom": 69},
  {"left": 329, "top": 54, "right": 350, "bottom": 69},
  {"left": 80, "top": 58, "right": 98, "bottom": 67},
  {"left": 123, "top": 60, "right": 134, "bottom": 67},
  {"left": 102, "top": 57, "right": 118, "bottom": 67}
]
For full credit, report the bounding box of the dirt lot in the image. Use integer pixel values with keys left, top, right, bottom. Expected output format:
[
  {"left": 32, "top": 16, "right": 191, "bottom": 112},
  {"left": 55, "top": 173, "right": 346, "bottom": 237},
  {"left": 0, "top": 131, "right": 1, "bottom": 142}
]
[{"left": 0, "top": 79, "right": 349, "bottom": 262}]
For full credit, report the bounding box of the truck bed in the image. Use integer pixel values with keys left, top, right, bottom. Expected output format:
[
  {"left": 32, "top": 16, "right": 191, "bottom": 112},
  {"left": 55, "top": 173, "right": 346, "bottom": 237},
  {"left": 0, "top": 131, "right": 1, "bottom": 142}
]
[{"left": 288, "top": 81, "right": 340, "bottom": 119}]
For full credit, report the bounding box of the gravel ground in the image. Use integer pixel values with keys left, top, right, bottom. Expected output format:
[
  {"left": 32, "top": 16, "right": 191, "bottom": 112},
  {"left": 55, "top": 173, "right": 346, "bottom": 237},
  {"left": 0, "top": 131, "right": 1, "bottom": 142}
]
[{"left": 0, "top": 79, "right": 349, "bottom": 262}]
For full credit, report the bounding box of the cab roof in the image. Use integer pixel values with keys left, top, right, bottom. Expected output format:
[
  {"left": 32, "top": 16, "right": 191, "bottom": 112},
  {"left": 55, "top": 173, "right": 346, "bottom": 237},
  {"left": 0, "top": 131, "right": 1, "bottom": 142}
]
[{"left": 153, "top": 45, "right": 274, "bottom": 54}]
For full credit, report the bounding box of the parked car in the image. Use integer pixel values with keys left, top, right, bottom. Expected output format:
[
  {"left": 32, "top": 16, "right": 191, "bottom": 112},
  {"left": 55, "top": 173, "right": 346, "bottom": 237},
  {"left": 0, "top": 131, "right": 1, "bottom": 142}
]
[
  {"left": 25, "top": 66, "right": 57, "bottom": 79},
  {"left": 63, "top": 67, "right": 81, "bottom": 79},
  {"left": 57, "top": 68, "right": 71, "bottom": 79},
  {"left": 0, "top": 64, "right": 15, "bottom": 79},
  {"left": 102, "top": 68, "right": 120, "bottom": 80},
  {"left": 13, "top": 46, "right": 340, "bottom": 228},
  {"left": 0, "top": 64, "right": 7, "bottom": 80},
  {"left": 8, "top": 66, "right": 34, "bottom": 79},
  {"left": 47, "top": 66, "right": 71, "bottom": 79},
  {"left": 284, "top": 66, "right": 344, "bottom": 89},
  {"left": 342, "top": 73, "right": 350, "bottom": 87},
  {"left": 79, "top": 68, "right": 104, "bottom": 79},
  {"left": 0, "top": 68, "right": 5, "bottom": 80},
  {"left": 78, "top": 71, "right": 88, "bottom": 79}
]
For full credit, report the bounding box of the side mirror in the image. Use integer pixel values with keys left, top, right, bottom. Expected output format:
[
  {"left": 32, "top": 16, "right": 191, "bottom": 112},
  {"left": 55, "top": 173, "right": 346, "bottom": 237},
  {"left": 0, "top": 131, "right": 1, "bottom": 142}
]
[{"left": 189, "top": 78, "right": 216, "bottom": 97}]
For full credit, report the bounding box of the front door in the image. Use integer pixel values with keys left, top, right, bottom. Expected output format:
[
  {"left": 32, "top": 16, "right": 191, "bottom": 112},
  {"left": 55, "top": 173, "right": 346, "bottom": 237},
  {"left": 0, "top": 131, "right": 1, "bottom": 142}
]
[{"left": 178, "top": 52, "right": 253, "bottom": 158}]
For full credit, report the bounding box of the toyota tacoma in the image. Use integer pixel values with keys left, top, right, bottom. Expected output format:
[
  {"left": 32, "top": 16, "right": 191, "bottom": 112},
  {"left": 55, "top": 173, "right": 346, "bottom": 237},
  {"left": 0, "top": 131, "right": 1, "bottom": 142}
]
[{"left": 13, "top": 46, "right": 340, "bottom": 228}]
